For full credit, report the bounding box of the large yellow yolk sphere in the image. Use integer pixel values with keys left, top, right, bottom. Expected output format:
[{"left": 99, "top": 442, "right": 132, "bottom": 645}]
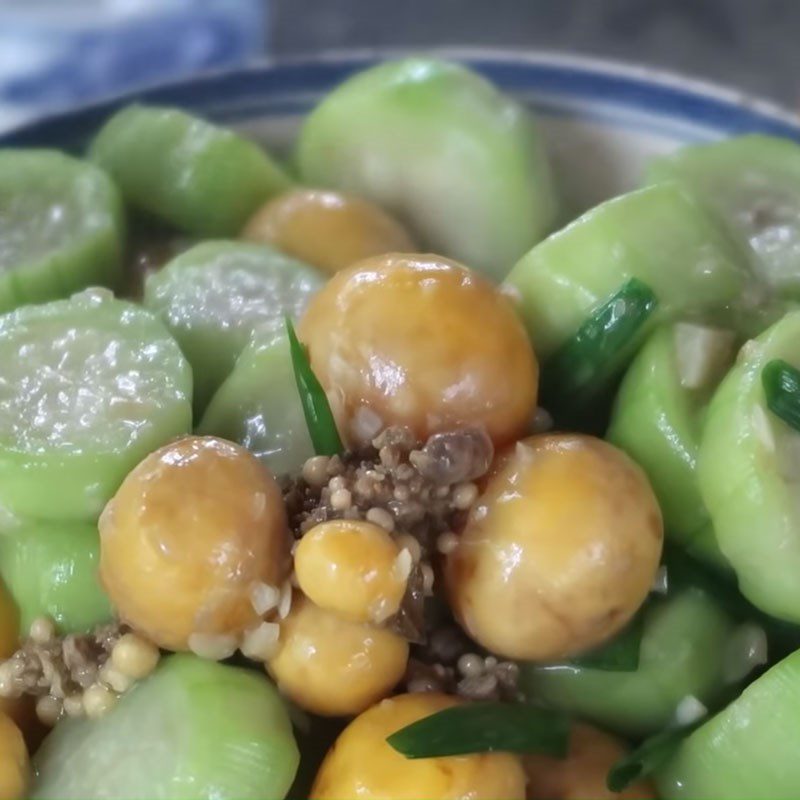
[
  {"left": 99, "top": 436, "right": 290, "bottom": 651},
  {"left": 0, "top": 712, "right": 29, "bottom": 800},
  {"left": 311, "top": 693, "right": 527, "bottom": 800},
  {"left": 266, "top": 594, "right": 408, "bottom": 717},
  {"left": 0, "top": 579, "right": 19, "bottom": 659},
  {"left": 242, "top": 188, "right": 416, "bottom": 275},
  {"left": 299, "top": 253, "right": 538, "bottom": 447},
  {"left": 294, "top": 519, "right": 407, "bottom": 624},
  {"left": 524, "top": 722, "right": 657, "bottom": 800},
  {"left": 446, "top": 433, "right": 663, "bottom": 661}
]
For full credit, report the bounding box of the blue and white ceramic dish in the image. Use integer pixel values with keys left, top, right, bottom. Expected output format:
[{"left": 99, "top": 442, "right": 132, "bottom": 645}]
[{"left": 3, "top": 48, "right": 800, "bottom": 214}]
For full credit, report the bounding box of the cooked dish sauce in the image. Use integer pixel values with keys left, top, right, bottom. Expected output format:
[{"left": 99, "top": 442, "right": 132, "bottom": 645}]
[{"left": 0, "top": 58, "right": 799, "bottom": 800}]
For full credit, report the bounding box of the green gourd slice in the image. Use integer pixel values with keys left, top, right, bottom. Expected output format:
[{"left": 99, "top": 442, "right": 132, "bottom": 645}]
[
  {"left": 144, "top": 241, "right": 323, "bottom": 413},
  {"left": 647, "top": 135, "right": 800, "bottom": 298},
  {"left": 656, "top": 649, "right": 800, "bottom": 800},
  {"left": 31, "top": 653, "right": 299, "bottom": 800},
  {"left": 297, "top": 58, "right": 558, "bottom": 280},
  {"left": 504, "top": 182, "right": 749, "bottom": 360},
  {"left": 0, "top": 289, "right": 192, "bottom": 522},
  {"left": 607, "top": 324, "right": 736, "bottom": 568},
  {"left": 520, "top": 586, "right": 737, "bottom": 737},
  {"left": 0, "top": 150, "right": 124, "bottom": 311},
  {"left": 0, "top": 520, "right": 112, "bottom": 634},
  {"left": 89, "top": 105, "right": 291, "bottom": 236},
  {"left": 199, "top": 329, "right": 314, "bottom": 476},
  {"left": 698, "top": 310, "right": 800, "bottom": 622}
]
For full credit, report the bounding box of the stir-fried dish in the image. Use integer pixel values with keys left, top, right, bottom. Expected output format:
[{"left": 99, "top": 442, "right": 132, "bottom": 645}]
[{"left": 1, "top": 58, "right": 800, "bottom": 800}]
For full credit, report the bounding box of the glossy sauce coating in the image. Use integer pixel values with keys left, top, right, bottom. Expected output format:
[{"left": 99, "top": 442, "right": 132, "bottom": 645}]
[
  {"left": 266, "top": 594, "right": 408, "bottom": 717},
  {"left": 311, "top": 693, "right": 526, "bottom": 800},
  {"left": 446, "top": 433, "right": 663, "bottom": 661},
  {"left": 99, "top": 436, "right": 289, "bottom": 650},
  {"left": 300, "top": 253, "right": 538, "bottom": 447},
  {"left": 243, "top": 188, "right": 415, "bottom": 274}
]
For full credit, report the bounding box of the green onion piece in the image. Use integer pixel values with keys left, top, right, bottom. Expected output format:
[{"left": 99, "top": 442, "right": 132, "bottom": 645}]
[
  {"left": 568, "top": 610, "right": 645, "bottom": 672},
  {"left": 286, "top": 317, "right": 343, "bottom": 456},
  {"left": 607, "top": 724, "right": 697, "bottom": 793},
  {"left": 386, "top": 702, "right": 570, "bottom": 760},
  {"left": 541, "top": 278, "right": 658, "bottom": 423},
  {"left": 762, "top": 358, "right": 800, "bottom": 432}
]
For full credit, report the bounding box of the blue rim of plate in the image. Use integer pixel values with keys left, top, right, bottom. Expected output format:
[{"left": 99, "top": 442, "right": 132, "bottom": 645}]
[{"left": 2, "top": 48, "right": 800, "bottom": 150}]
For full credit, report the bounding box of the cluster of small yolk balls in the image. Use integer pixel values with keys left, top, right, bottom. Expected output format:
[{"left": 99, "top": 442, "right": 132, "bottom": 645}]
[{"left": 0, "top": 189, "right": 664, "bottom": 800}]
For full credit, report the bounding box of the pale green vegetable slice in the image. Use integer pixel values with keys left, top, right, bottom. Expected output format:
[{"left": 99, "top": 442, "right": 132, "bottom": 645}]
[
  {"left": 656, "top": 649, "right": 800, "bottom": 800},
  {"left": 0, "top": 520, "right": 112, "bottom": 634},
  {"left": 0, "top": 289, "right": 192, "bottom": 521},
  {"left": 504, "top": 182, "right": 749, "bottom": 360},
  {"left": 520, "top": 586, "right": 737, "bottom": 737},
  {"left": 297, "top": 58, "right": 558, "bottom": 280},
  {"left": 32, "top": 653, "right": 299, "bottom": 800},
  {"left": 144, "top": 241, "right": 323, "bottom": 412},
  {"left": 90, "top": 105, "right": 291, "bottom": 236},
  {"left": 0, "top": 150, "right": 124, "bottom": 311},
  {"left": 698, "top": 309, "right": 800, "bottom": 622},
  {"left": 647, "top": 135, "right": 800, "bottom": 297},
  {"left": 607, "top": 324, "right": 735, "bottom": 568},
  {"left": 199, "top": 329, "right": 314, "bottom": 476}
]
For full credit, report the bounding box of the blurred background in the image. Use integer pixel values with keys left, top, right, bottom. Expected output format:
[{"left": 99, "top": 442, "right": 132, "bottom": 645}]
[{"left": 0, "top": 0, "right": 796, "bottom": 131}]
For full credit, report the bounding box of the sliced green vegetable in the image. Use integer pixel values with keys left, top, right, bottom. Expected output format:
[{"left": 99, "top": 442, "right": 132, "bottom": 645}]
[
  {"left": 656, "top": 649, "right": 800, "bottom": 799},
  {"left": 143, "top": 241, "right": 323, "bottom": 413},
  {"left": 0, "top": 520, "right": 112, "bottom": 634},
  {"left": 762, "top": 358, "right": 800, "bottom": 431},
  {"left": 386, "top": 702, "right": 569, "bottom": 759},
  {"left": 607, "top": 324, "right": 735, "bottom": 569},
  {"left": 286, "top": 318, "right": 343, "bottom": 457},
  {"left": 199, "top": 329, "right": 314, "bottom": 475},
  {"left": 32, "top": 654, "right": 299, "bottom": 800},
  {"left": 297, "top": 58, "right": 558, "bottom": 280},
  {"left": 608, "top": 724, "right": 697, "bottom": 793},
  {"left": 541, "top": 277, "right": 657, "bottom": 422},
  {"left": 0, "top": 150, "right": 124, "bottom": 311},
  {"left": 646, "top": 135, "right": 800, "bottom": 298},
  {"left": 698, "top": 310, "right": 800, "bottom": 622},
  {"left": 567, "top": 610, "right": 644, "bottom": 672},
  {"left": 521, "top": 585, "right": 737, "bottom": 737},
  {"left": 504, "top": 183, "right": 749, "bottom": 360},
  {"left": 90, "top": 104, "right": 291, "bottom": 236},
  {"left": 0, "top": 289, "right": 192, "bottom": 522}
]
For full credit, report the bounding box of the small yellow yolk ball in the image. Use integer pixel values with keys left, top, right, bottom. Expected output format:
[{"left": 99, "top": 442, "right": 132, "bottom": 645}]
[
  {"left": 294, "top": 519, "right": 408, "bottom": 624},
  {"left": 446, "top": 433, "right": 663, "bottom": 661},
  {"left": 299, "top": 252, "right": 539, "bottom": 448},
  {"left": 99, "top": 436, "right": 290, "bottom": 651},
  {"left": 0, "top": 712, "right": 29, "bottom": 800},
  {"left": 311, "top": 693, "right": 527, "bottom": 800},
  {"left": 524, "top": 722, "right": 657, "bottom": 799},
  {"left": 0, "top": 579, "right": 19, "bottom": 660},
  {"left": 242, "top": 188, "right": 416, "bottom": 275},
  {"left": 266, "top": 594, "right": 408, "bottom": 716}
]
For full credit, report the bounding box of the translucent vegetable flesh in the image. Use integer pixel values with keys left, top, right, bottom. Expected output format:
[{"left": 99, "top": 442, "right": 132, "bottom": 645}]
[
  {"left": 656, "top": 649, "right": 800, "bottom": 799},
  {"left": 521, "top": 586, "right": 736, "bottom": 737},
  {"left": 0, "top": 520, "right": 112, "bottom": 634},
  {"left": 90, "top": 105, "right": 291, "bottom": 236},
  {"left": 144, "top": 241, "right": 323, "bottom": 413},
  {"left": 607, "top": 325, "right": 734, "bottom": 568},
  {"left": 647, "top": 135, "right": 800, "bottom": 298},
  {"left": 198, "top": 330, "right": 314, "bottom": 475},
  {"left": 0, "top": 151, "right": 124, "bottom": 312},
  {"left": 297, "top": 58, "right": 558, "bottom": 280},
  {"left": 0, "top": 289, "right": 192, "bottom": 521},
  {"left": 698, "top": 310, "right": 800, "bottom": 622},
  {"left": 504, "top": 183, "right": 749, "bottom": 360},
  {"left": 31, "top": 654, "right": 299, "bottom": 800}
]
